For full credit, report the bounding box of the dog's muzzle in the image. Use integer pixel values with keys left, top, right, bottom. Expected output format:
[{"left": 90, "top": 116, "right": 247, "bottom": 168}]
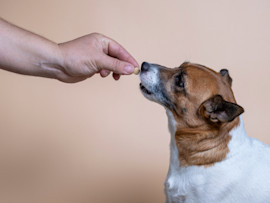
[
  {"left": 139, "top": 62, "right": 175, "bottom": 110},
  {"left": 139, "top": 62, "right": 159, "bottom": 96}
]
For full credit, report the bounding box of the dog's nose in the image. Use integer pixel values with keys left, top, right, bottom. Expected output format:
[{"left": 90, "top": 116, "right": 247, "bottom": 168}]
[{"left": 141, "top": 62, "right": 150, "bottom": 72}]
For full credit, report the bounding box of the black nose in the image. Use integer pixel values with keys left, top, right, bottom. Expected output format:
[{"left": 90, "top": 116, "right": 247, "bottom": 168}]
[{"left": 141, "top": 62, "right": 150, "bottom": 72}]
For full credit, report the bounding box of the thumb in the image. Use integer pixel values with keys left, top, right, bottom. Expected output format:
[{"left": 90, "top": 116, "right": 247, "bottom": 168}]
[{"left": 97, "top": 55, "right": 135, "bottom": 75}]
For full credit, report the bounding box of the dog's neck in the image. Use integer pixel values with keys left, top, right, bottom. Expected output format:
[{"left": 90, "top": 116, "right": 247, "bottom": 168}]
[{"left": 166, "top": 109, "right": 245, "bottom": 168}]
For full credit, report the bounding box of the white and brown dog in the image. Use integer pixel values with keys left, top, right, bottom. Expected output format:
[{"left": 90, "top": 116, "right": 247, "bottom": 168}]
[{"left": 139, "top": 62, "right": 270, "bottom": 203}]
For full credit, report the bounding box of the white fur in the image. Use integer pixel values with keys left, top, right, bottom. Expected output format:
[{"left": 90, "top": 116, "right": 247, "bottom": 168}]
[
  {"left": 165, "top": 112, "right": 270, "bottom": 203},
  {"left": 139, "top": 65, "right": 159, "bottom": 92},
  {"left": 140, "top": 64, "right": 167, "bottom": 105}
]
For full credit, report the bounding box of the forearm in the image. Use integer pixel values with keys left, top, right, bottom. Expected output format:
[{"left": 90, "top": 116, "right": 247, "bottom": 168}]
[{"left": 0, "top": 18, "right": 63, "bottom": 79}]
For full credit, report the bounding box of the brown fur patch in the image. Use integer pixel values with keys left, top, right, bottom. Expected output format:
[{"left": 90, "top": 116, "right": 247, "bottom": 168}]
[{"left": 174, "top": 118, "right": 239, "bottom": 167}]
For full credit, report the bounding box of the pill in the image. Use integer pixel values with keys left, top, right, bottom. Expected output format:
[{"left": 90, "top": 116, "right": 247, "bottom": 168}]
[{"left": 134, "top": 67, "right": 140, "bottom": 75}]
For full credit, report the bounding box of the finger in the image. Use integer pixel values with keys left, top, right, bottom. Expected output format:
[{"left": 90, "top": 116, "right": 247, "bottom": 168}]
[
  {"left": 105, "top": 38, "right": 139, "bottom": 67},
  {"left": 112, "top": 73, "right": 120, "bottom": 80},
  {"left": 100, "top": 69, "right": 110, "bottom": 77},
  {"left": 97, "top": 55, "right": 134, "bottom": 75}
]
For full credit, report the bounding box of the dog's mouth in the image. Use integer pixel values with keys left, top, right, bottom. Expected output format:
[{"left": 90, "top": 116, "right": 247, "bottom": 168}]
[{"left": 140, "top": 83, "right": 152, "bottom": 95}]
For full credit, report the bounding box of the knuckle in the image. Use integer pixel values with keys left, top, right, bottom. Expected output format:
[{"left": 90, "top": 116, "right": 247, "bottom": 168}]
[{"left": 112, "top": 59, "right": 121, "bottom": 71}]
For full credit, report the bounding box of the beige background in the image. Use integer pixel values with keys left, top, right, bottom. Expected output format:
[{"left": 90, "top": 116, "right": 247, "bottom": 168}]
[{"left": 0, "top": 0, "right": 270, "bottom": 202}]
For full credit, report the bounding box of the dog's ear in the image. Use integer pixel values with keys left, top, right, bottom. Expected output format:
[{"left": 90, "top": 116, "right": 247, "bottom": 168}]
[
  {"left": 199, "top": 95, "right": 244, "bottom": 123},
  {"left": 220, "top": 69, "right": 232, "bottom": 86}
]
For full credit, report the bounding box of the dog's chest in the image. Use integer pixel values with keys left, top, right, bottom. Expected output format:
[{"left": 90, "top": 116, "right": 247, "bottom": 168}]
[{"left": 165, "top": 168, "right": 209, "bottom": 203}]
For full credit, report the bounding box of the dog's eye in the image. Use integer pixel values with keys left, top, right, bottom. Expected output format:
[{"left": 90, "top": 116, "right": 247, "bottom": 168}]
[{"left": 175, "top": 73, "right": 185, "bottom": 88}]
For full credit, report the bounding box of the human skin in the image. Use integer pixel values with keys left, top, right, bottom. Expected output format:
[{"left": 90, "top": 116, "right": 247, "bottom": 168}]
[{"left": 0, "top": 18, "right": 138, "bottom": 83}]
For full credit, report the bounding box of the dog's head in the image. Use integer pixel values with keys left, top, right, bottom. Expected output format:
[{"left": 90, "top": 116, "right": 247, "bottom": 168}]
[{"left": 140, "top": 62, "right": 244, "bottom": 128}]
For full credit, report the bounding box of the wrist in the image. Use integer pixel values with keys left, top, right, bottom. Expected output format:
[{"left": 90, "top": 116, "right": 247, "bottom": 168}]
[
  {"left": 37, "top": 42, "right": 66, "bottom": 80},
  {"left": 55, "top": 43, "right": 65, "bottom": 68}
]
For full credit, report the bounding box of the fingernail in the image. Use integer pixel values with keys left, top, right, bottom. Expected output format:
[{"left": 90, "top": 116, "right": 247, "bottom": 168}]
[{"left": 124, "top": 65, "right": 134, "bottom": 74}]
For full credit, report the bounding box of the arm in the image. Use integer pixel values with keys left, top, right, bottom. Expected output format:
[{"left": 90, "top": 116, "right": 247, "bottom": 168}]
[{"left": 0, "top": 18, "right": 138, "bottom": 82}]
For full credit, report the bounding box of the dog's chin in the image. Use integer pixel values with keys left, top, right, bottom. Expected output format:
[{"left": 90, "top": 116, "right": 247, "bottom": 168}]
[
  {"left": 139, "top": 83, "right": 156, "bottom": 101},
  {"left": 140, "top": 83, "right": 152, "bottom": 94},
  {"left": 140, "top": 83, "right": 174, "bottom": 111},
  {"left": 140, "top": 83, "right": 168, "bottom": 108}
]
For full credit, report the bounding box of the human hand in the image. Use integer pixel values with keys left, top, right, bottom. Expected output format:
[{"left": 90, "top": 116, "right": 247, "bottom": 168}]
[{"left": 57, "top": 33, "right": 139, "bottom": 83}]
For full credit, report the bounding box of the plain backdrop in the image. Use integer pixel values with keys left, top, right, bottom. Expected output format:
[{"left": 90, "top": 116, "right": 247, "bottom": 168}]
[{"left": 0, "top": 0, "right": 270, "bottom": 203}]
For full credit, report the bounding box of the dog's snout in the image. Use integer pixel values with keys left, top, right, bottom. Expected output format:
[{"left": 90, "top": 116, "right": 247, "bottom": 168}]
[{"left": 141, "top": 62, "right": 150, "bottom": 72}]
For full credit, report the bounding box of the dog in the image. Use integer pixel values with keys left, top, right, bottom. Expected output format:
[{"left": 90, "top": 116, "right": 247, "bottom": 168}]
[{"left": 139, "top": 62, "right": 270, "bottom": 203}]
